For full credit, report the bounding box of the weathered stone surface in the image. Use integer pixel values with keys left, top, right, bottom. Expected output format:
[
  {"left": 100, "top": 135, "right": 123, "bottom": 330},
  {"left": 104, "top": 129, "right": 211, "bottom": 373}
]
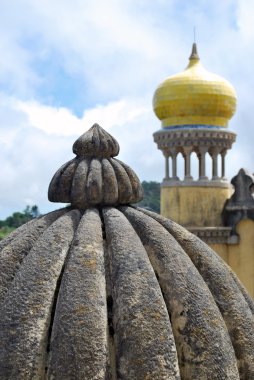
[
  {"left": 48, "top": 159, "right": 79, "bottom": 202},
  {"left": 0, "top": 208, "right": 68, "bottom": 304},
  {"left": 73, "top": 123, "right": 119, "bottom": 158},
  {"left": 108, "top": 159, "right": 133, "bottom": 203},
  {"left": 101, "top": 158, "right": 118, "bottom": 204},
  {"left": 137, "top": 206, "right": 254, "bottom": 379},
  {"left": 69, "top": 158, "right": 88, "bottom": 207},
  {"left": 115, "top": 159, "right": 143, "bottom": 202},
  {"left": 103, "top": 207, "right": 180, "bottom": 380},
  {"left": 49, "top": 157, "right": 143, "bottom": 209},
  {"left": 48, "top": 209, "right": 108, "bottom": 379},
  {"left": 229, "top": 270, "right": 254, "bottom": 314},
  {"left": 122, "top": 206, "right": 239, "bottom": 380},
  {"left": 0, "top": 210, "right": 80, "bottom": 379}
]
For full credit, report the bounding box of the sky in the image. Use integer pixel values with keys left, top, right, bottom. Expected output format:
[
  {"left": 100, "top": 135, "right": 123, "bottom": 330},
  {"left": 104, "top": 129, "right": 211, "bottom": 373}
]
[{"left": 0, "top": 0, "right": 254, "bottom": 218}]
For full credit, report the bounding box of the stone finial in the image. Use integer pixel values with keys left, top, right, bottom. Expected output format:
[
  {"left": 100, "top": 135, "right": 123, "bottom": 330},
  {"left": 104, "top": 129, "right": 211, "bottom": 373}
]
[
  {"left": 222, "top": 168, "right": 254, "bottom": 232},
  {"left": 48, "top": 123, "right": 143, "bottom": 209},
  {"left": 73, "top": 123, "right": 119, "bottom": 158}
]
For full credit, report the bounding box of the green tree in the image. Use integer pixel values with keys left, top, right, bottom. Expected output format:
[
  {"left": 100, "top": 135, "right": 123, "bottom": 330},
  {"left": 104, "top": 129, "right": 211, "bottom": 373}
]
[
  {"left": 24, "top": 205, "right": 40, "bottom": 218},
  {"left": 0, "top": 205, "right": 40, "bottom": 238},
  {"left": 0, "top": 226, "right": 16, "bottom": 240},
  {"left": 137, "top": 181, "right": 160, "bottom": 213}
]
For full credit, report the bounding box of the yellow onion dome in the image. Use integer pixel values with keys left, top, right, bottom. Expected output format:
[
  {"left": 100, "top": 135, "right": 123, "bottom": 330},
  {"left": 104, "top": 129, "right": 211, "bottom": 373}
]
[{"left": 153, "top": 43, "right": 237, "bottom": 128}]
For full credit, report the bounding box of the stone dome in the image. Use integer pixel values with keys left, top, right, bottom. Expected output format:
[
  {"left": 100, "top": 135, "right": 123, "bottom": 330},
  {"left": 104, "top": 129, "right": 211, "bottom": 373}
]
[
  {"left": 0, "top": 124, "right": 254, "bottom": 380},
  {"left": 153, "top": 43, "right": 237, "bottom": 128}
]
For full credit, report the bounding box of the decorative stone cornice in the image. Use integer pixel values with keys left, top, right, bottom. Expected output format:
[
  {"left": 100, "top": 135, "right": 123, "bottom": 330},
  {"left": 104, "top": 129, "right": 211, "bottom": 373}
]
[
  {"left": 188, "top": 227, "right": 238, "bottom": 244},
  {"left": 153, "top": 127, "right": 236, "bottom": 152}
]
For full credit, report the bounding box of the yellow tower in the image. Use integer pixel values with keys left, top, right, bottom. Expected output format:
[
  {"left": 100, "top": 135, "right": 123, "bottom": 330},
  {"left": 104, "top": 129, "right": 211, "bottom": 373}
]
[
  {"left": 153, "top": 43, "right": 237, "bottom": 227},
  {"left": 153, "top": 44, "right": 254, "bottom": 299}
]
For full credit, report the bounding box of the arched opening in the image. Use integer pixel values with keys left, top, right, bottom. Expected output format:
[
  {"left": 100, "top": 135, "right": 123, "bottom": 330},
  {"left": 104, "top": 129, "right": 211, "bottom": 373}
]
[
  {"left": 178, "top": 154, "right": 185, "bottom": 180},
  {"left": 191, "top": 152, "right": 199, "bottom": 180}
]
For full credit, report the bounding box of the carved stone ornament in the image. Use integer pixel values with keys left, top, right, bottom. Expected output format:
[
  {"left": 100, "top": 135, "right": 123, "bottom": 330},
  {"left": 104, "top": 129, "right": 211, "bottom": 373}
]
[
  {"left": 222, "top": 168, "right": 254, "bottom": 233},
  {"left": 0, "top": 125, "right": 254, "bottom": 379},
  {"left": 48, "top": 123, "right": 143, "bottom": 208}
]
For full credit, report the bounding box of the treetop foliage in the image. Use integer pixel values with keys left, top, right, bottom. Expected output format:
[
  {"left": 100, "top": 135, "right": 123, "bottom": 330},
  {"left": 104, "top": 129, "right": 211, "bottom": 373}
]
[
  {"left": 137, "top": 181, "right": 160, "bottom": 213},
  {"left": 0, "top": 205, "right": 40, "bottom": 229}
]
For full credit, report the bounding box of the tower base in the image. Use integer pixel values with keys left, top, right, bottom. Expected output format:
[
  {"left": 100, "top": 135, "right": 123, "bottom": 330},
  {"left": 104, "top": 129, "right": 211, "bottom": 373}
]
[{"left": 161, "top": 180, "right": 232, "bottom": 227}]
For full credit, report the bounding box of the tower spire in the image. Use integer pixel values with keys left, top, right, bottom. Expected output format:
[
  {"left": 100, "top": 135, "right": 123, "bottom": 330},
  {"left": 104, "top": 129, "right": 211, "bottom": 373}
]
[{"left": 189, "top": 42, "right": 199, "bottom": 60}]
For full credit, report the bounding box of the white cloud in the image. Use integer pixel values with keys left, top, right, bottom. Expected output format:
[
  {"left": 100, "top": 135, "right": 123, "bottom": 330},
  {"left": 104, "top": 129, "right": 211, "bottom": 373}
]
[
  {"left": 15, "top": 97, "right": 149, "bottom": 136},
  {"left": 16, "top": 101, "right": 84, "bottom": 137},
  {"left": 237, "top": 0, "right": 254, "bottom": 44}
]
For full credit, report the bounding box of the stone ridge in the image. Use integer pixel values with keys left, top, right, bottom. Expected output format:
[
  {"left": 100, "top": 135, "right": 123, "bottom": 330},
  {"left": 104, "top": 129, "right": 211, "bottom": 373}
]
[{"left": 48, "top": 124, "right": 143, "bottom": 209}]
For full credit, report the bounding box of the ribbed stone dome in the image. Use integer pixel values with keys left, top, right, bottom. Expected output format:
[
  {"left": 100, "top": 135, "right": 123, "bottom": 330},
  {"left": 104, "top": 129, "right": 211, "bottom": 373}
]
[
  {"left": 153, "top": 43, "right": 237, "bottom": 128},
  {"left": 0, "top": 124, "right": 254, "bottom": 380}
]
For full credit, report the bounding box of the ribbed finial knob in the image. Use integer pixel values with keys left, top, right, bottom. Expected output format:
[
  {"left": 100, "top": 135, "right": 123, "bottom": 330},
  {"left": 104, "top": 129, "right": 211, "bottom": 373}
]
[
  {"left": 48, "top": 124, "right": 143, "bottom": 209},
  {"left": 73, "top": 123, "right": 119, "bottom": 158}
]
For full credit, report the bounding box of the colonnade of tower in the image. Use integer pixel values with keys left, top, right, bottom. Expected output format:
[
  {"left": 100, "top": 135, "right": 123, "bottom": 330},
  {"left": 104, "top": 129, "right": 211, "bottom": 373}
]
[
  {"left": 154, "top": 127, "right": 235, "bottom": 182},
  {"left": 164, "top": 148, "right": 226, "bottom": 181}
]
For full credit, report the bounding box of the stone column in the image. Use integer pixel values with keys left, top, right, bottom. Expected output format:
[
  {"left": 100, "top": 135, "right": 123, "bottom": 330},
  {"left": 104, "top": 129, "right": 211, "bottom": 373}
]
[
  {"left": 210, "top": 148, "right": 220, "bottom": 180},
  {"left": 171, "top": 148, "right": 179, "bottom": 180},
  {"left": 183, "top": 147, "right": 193, "bottom": 181},
  {"left": 163, "top": 151, "right": 170, "bottom": 181},
  {"left": 197, "top": 153, "right": 201, "bottom": 179},
  {"left": 199, "top": 146, "right": 208, "bottom": 180},
  {"left": 221, "top": 150, "right": 227, "bottom": 180}
]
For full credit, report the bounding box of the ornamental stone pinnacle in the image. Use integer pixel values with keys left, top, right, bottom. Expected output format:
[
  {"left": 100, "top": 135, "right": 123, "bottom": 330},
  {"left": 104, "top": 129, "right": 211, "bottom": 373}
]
[
  {"left": 48, "top": 123, "right": 143, "bottom": 209},
  {"left": 72, "top": 122, "right": 120, "bottom": 158}
]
